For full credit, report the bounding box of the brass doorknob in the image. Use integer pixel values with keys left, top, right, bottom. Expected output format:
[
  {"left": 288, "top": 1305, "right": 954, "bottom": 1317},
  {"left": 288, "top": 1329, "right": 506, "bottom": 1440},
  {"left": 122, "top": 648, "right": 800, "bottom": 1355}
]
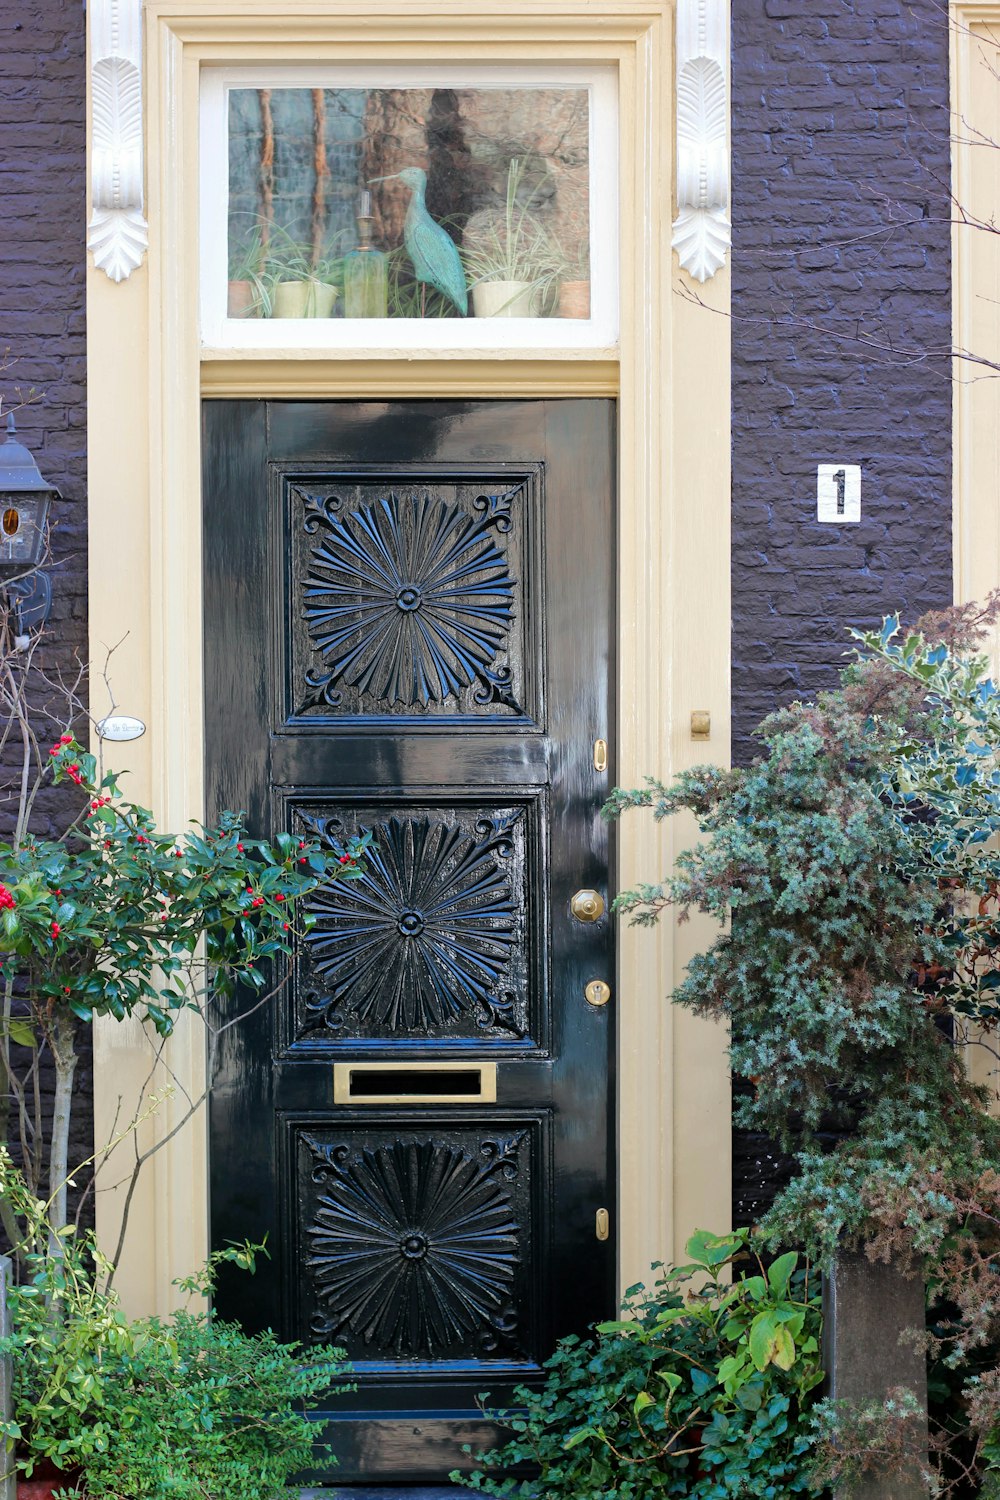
[{"left": 570, "top": 889, "right": 605, "bottom": 923}]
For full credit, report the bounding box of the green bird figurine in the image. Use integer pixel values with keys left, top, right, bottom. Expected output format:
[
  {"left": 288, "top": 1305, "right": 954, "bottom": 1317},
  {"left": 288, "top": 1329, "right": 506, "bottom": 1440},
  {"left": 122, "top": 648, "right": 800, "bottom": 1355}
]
[{"left": 371, "top": 167, "right": 468, "bottom": 317}]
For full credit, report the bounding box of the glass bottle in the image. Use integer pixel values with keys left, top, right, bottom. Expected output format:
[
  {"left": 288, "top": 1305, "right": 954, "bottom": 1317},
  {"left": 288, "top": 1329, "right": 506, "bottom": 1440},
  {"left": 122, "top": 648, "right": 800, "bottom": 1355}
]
[{"left": 343, "top": 190, "right": 388, "bottom": 318}]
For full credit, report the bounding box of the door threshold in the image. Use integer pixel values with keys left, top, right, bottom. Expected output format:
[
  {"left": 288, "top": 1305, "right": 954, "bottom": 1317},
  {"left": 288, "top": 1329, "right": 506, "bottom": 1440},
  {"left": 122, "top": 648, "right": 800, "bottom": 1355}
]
[{"left": 301, "top": 1489, "right": 468, "bottom": 1498}]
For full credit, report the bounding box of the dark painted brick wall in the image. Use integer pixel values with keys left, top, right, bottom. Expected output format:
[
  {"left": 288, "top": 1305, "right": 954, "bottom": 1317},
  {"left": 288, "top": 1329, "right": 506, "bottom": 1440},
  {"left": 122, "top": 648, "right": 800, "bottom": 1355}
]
[
  {"left": 731, "top": 0, "right": 953, "bottom": 767},
  {"left": 730, "top": 0, "right": 954, "bottom": 1223},
  {"left": 0, "top": 0, "right": 90, "bottom": 1191}
]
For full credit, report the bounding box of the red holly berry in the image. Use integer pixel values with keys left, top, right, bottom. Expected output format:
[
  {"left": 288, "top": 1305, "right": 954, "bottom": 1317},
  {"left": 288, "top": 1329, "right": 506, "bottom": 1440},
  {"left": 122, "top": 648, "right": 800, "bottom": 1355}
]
[
  {"left": 298, "top": 841, "right": 306, "bottom": 850},
  {"left": 237, "top": 843, "right": 244, "bottom": 853},
  {"left": 59, "top": 734, "right": 73, "bottom": 745},
  {"left": 0, "top": 886, "right": 15, "bottom": 911},
  {"left": 282, "top": 922, "right": 290, "bottom": 931},
  {"left": 338, "top": 855, "right": 350, "bottom": 865},
  {"left": 63, "top": 986, "right": 70, "bottom": 994},
  {"left": 50, "top": 922, "right": 60, "bottom": 938},
  {"left": 275, "top": 893, "right": 285, "bottom": 903}
]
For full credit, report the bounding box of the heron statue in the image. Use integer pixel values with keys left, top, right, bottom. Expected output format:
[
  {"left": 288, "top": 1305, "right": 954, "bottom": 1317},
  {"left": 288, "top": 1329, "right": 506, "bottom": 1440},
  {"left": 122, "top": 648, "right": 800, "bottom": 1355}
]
[{"left": 370, "top": 167, "right": 468, "bottom": 317}]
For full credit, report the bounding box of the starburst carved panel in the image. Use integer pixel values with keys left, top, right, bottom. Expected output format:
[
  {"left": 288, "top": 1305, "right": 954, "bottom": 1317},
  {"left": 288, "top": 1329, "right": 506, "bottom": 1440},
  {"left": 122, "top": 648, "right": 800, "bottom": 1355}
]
[
  {"left": 289, "top": 800, "right": 541, "bottom": 1046},
  {"left": 284, "top": 474, "right": 540, "bottom": 723},
  {"left": 296, "top": 1126, "right": 534, "bottom": 1363}
]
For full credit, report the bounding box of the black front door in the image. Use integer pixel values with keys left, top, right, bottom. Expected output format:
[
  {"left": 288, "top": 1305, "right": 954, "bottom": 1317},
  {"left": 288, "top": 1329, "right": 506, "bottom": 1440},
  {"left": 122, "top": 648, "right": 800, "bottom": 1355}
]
[{"left": 204, "top": 399, "right": 615, "bottom": 1488}]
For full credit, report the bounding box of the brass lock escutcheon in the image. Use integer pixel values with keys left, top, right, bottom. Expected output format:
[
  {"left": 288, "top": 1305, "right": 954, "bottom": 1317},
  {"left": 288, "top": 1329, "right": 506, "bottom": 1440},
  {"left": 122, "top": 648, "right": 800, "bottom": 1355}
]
[
  {"left": 585, "top": 979, "right": 611, "bottom": 1008},
  {"left": 570, "top": 888, "right": 605, "bottom": 923}
]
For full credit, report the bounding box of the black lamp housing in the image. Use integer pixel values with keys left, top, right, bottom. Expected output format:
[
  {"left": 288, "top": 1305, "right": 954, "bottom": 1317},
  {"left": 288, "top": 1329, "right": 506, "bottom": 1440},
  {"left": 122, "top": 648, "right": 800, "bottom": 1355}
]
[{"left": 0, "top": 414, "right": 57, "bottom": 633}]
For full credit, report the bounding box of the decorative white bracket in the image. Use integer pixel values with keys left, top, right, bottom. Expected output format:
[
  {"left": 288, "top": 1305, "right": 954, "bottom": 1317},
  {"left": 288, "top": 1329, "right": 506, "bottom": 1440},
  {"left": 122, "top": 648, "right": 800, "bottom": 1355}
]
[
  {"left": 88, "top": 0, "right": 148, "bottom": 282},
  {"left": 672, "top": 0, "right": 731, "bottom": 283}
]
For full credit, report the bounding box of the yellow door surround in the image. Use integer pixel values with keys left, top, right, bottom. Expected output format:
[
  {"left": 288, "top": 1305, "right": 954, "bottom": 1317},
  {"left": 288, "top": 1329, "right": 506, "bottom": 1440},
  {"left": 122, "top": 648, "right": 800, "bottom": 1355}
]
[{"left": 87, "top": 0, "right": 732, "bottom": 1317}]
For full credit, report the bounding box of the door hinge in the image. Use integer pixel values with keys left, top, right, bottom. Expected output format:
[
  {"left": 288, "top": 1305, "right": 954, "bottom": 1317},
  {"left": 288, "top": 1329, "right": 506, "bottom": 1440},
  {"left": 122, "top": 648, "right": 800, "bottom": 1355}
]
[{"left": 596, "top": 1207, "right": 610, "bottom": 1241}]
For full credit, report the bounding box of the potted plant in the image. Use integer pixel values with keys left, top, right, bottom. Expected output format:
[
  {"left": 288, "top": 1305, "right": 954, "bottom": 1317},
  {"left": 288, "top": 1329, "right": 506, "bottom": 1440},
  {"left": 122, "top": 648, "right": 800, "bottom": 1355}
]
[
  {"left": 226, "top": 225, "right": 269, "bottom": 318},
  {"left": 462, "top": 158, "right": 564, "bottom": 319},
  {"left": 0, "top": 1155, "right": 352, "bottom": 1499},
  {"left": 265, "top": 228, "right": 341, "bottom": 319},
  {"left": 556, "top": 242, "right": 591, "bottom": 320}
]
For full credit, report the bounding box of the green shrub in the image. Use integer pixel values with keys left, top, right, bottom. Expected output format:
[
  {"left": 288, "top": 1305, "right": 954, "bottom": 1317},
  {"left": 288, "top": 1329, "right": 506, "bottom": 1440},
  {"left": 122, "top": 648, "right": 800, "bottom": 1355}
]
[
  {"left": 452, "top": 1229, "right": 823, "bottom": 1500},
  {"left": 79, "top": 1305, "right": 348, "bottom": 1500},
  {"left": 0, "top": 1154, "right": 350, "bottom": 1498}
]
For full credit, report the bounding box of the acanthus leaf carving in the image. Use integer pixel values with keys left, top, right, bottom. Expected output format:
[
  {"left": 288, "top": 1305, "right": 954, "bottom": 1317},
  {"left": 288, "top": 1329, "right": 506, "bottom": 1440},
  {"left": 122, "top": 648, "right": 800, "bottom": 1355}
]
[
  {"left": 672, "top": 0, "right": 731, "bottom": 283},
  {"left": 88, "top": 0, "right": 148, "bottom": 282}
]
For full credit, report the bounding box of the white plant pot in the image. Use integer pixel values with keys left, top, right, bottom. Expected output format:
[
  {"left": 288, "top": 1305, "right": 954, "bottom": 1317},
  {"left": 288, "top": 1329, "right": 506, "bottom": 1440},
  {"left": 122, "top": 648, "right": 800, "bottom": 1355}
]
[
  {"left": 272, "top": 280, "right": 339, "bottom": 318},
  {"left": 472, "top": 280, "right": 539, "bottom": 318}
]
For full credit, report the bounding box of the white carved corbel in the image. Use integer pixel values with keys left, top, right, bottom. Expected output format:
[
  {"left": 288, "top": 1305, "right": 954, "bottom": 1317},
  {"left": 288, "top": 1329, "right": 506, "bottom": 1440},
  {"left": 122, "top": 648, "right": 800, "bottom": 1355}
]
[
  {"left": 672, "top": 0, "right": 731, "bottom": 283},
  {"left": 87, "top": 0, "right": 148, "bottom": 282}
]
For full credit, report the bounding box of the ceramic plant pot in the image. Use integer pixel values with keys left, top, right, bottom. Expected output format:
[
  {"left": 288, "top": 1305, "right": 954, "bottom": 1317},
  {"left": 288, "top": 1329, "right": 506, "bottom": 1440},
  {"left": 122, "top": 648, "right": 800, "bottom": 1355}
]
[
  {"left": 226, "top": 279, "right": 256, "bottom": 318},
  {"left": 17, "top": 1460, "right": 83, "bottom": 1498},
  {"left": 271, "top": 280, "right": 338, "bottom": 318},
  {"left": 558, "top": 279, "right": 591, "bottom": 319},
  {"left": 472, "top": 280, "right": 538, "bottom": 318}
]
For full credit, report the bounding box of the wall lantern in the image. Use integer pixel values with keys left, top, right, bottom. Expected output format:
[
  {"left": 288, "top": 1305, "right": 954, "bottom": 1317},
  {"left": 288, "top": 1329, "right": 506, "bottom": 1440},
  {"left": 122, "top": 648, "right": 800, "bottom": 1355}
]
[{"left": 0, "top": 414, "right": 56, "bottom": 636}]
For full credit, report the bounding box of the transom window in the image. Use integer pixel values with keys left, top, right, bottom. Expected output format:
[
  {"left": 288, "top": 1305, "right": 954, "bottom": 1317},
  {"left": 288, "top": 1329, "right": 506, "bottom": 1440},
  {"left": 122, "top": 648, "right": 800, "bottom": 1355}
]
[{"left": 199, "top": 65, "right": 618, "bottom": 350}]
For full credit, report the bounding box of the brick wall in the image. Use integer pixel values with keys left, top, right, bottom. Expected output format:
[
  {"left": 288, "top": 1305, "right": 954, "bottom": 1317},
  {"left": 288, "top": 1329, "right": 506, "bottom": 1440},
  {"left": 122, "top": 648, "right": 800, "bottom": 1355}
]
[
  {"left": 731, "top": 0, "right": 953, "bottom": 764},
  {"left": 730, "top": 0, "right": 954, "bottom": 1221},
  {"left": 0, "top": 0, "right": 90, "bottom": 1191}
]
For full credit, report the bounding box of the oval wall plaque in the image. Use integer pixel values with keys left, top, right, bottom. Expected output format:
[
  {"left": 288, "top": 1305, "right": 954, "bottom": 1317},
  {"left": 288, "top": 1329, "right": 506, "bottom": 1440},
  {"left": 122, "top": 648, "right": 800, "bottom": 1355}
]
[{"left": 97, "top": 714, "right": 146, "bottom": 742}]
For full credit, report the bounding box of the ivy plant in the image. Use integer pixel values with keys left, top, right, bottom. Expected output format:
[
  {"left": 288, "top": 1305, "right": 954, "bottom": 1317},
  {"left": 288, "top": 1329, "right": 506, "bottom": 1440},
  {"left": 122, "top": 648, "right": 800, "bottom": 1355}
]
[{"left": 452, "top": 1229, "right": 823, "bottom": 1500}]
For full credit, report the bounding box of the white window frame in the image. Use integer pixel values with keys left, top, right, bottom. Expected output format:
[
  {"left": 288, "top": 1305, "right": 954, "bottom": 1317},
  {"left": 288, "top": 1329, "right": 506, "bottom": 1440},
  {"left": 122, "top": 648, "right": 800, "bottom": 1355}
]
[{"left": 199, "top": 62, "right": 619, "bottom": 353}]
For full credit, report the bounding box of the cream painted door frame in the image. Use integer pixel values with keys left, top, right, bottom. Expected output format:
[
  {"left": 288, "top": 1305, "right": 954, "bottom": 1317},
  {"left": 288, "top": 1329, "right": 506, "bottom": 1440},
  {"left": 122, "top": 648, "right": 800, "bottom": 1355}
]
[{"left": 86, "top": 0, "right": 732, "bottom": 1317}]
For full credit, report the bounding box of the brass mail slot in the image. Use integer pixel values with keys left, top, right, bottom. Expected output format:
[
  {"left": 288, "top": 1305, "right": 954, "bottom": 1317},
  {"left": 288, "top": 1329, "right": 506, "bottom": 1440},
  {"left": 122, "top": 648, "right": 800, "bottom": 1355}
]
[{"left": 333, "top": 1061, "right": 498, "bottom": 1105}]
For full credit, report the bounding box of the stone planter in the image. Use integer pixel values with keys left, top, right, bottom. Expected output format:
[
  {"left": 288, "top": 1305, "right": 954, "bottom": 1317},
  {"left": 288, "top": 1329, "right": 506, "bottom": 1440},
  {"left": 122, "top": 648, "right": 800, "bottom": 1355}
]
[
  {"left": 16, "top": 1463, "right": 83, "bottom": 1499},
  {"left": 824, "top": 1254, "right": 929, "bottom": 1498}
]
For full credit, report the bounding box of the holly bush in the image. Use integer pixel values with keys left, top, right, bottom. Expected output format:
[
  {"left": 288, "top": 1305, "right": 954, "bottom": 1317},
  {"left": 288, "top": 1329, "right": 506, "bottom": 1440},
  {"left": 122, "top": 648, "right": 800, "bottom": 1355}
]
[
  {"left": 0, "top": 732, "right": 368, "bottom": 1244},
  {"left": 2, "top": 735, "right": 366, "bottom": 1036}
]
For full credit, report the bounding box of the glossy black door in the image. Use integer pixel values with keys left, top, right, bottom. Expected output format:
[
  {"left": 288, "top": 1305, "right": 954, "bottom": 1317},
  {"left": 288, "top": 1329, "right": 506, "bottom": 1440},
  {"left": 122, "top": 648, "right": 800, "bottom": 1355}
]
[{"left": 204, "top": 400, "right": 615, "bottom": 1486}]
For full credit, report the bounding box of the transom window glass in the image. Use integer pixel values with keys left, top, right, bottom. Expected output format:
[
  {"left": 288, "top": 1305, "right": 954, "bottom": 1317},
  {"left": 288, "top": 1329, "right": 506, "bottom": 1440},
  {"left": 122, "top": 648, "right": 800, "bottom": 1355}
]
[{"left": 200, "top": 67, "right": 618, "bottom": 350}]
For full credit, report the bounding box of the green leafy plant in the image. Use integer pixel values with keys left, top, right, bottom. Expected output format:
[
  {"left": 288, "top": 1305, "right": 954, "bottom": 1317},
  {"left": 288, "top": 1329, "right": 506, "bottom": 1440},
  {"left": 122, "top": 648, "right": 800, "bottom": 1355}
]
[
  {"left": 263, "top": 224, "right": 344, "bottom": 299},
  {"left": 0, "top": 643, "right": 366, "bottom": 1259},
  {"left": 227, "top": 223, "right": 271, "bottom": 313},
  {"left": 603, "top": 595, "right": 1000, "bottom": 1495},
  {"left": 0, "top": 1151, "right": 351, "bottom": 1496},
  {"left": 461, "top": 158, "right": 564, "bottom": 310},
  {"left": 452, "top": 1229, "right": 823, "bottom": 1499}
]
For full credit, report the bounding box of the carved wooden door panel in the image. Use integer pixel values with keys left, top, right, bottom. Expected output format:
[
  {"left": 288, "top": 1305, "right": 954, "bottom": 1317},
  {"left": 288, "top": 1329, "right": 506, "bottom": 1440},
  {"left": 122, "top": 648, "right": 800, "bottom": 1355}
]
[{"left": 204, "top": 400, "right": 615, "bottom": 1487}]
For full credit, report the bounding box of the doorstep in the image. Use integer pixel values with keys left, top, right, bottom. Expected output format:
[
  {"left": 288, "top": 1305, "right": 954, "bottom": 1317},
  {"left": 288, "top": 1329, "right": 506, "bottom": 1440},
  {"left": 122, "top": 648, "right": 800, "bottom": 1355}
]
[{"left": 301, "top": 1489, "right": 467, "bottom": 1498}]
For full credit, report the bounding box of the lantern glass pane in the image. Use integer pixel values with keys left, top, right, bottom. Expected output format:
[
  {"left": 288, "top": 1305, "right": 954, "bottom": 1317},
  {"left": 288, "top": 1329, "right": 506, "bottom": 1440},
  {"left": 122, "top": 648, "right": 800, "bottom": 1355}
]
[{"left": 0, "top": 495, "right": 47, "bottom": 568}]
